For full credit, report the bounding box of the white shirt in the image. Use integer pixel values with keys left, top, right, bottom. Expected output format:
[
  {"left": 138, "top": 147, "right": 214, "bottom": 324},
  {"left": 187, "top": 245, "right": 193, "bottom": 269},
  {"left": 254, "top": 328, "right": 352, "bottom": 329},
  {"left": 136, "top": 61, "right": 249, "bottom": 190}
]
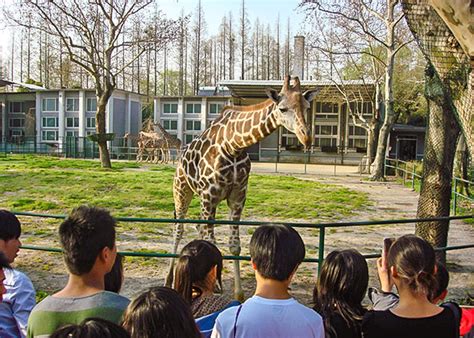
[
  {"left": 0, "top": 269, "right": 36, "bottom": 338},
  {"left": 211, "top": 295, "right": 325, "bottom": 338}
]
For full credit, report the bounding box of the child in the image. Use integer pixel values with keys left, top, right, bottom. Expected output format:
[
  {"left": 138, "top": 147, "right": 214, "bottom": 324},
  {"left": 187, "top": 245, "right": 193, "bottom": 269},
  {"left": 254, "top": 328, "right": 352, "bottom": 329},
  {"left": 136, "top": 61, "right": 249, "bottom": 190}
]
[
  {"left": 362, "top": 234, "right": 458, "bottom": 338},
  {"left": 27, "top": 206, "right": 130, "bottom": 337},
  {"left": 0, "top": 210, "right": 36, "bottom": 338},
  {"left": 50, "top": 317, "right": 130, "bottom": 338},
  {"left": 313, "top": 249, "right": 369, "bottom": 338},
  {"left": 212, "top": 224, "right": 325, "bottom": 338},
  {"left": 122, "top": 286, "right": 202, "bottom": 338}
]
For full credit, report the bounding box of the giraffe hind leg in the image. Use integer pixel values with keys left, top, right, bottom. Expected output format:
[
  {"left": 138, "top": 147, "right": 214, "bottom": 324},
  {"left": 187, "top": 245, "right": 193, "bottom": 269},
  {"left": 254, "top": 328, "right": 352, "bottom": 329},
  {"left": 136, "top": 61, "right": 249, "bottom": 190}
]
[{"left": 164, "top": 176, "right": 193, "bottom": 287}]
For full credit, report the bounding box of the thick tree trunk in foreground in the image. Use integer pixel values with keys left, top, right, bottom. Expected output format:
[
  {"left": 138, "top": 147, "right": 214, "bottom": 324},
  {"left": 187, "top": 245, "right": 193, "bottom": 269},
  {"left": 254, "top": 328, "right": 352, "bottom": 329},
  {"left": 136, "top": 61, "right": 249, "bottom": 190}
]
[{"left": 415, "top": 63, "right": 460, "bottom": 263}]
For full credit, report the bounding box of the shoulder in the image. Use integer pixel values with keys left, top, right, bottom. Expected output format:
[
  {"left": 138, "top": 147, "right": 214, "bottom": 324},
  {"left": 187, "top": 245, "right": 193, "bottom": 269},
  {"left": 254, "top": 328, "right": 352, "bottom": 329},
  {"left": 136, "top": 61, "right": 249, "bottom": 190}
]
[
  {"left": 293, "top": 300, "right": 323, "bottom": 321},
  {"left": 99, "top": 291, "right": 130, "bottom": 308},
  {"left": 4, "top": 269, "right": 34, "bottom": 289}
]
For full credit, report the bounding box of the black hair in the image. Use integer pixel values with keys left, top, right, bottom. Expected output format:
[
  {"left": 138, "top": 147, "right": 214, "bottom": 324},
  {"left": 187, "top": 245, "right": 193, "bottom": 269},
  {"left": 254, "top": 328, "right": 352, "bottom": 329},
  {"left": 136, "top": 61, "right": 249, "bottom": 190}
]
[
  {"left": 122, "top": 286, "right": 201, "bottom": 338},
  {"left": 174, "top": 239, "right": 223, "bottom": 304},
  {"left": 0, "top": 252, "right": 11, "bottom": 270},
  {"left": 313, "top": 249, "right": 368, "bottom": 336},
  {"left": 105, "top": 253, "right": 124, "bottom": 293},
  {"left": 50, "top": 318, "right": 130, "bottom": 338},
  {"left": 388, "top": 234, "right": 437, "bottom": 297},
  {"left": 0, "top": 210, "right": 21, "bottom": 241},
  {"left": 431, "top": 262, "right": 449, "bottom": 301},
  {"left": 59, "top": 206, "right": 116, "bottom": 275},
  {"left": 249, "top": 224, "right": 305, "bottom": 281}
]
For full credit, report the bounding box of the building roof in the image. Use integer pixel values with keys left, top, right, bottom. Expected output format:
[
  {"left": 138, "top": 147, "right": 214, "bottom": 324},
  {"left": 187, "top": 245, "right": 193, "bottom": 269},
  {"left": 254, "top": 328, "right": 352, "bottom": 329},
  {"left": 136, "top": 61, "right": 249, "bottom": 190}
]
[
  {"left": 0, "top": 79, "right": 46, "bottom": 90},
  {"left": 219, "top": 79, "right": 375, "bottom": 99},
  {"left": 392, "top": 123, "right": 426, "bottom": 133}
]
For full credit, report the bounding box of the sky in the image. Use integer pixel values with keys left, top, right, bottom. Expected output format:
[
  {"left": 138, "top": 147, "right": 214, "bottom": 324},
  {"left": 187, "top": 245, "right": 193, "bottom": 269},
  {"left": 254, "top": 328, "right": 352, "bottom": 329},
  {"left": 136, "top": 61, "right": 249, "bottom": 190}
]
[{"left": 0, "top": 0, "right": 308, "bottom": 61}]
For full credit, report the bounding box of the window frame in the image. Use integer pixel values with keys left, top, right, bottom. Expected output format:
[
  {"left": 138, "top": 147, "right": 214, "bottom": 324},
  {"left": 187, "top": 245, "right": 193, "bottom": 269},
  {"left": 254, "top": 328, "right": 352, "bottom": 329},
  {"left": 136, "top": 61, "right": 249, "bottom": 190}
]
[
  {"left": 42, "top": 98, "right": 59, "bottom": 112},
  {"left": 66, "top": 98, "right": 80, "bottom": 112}
]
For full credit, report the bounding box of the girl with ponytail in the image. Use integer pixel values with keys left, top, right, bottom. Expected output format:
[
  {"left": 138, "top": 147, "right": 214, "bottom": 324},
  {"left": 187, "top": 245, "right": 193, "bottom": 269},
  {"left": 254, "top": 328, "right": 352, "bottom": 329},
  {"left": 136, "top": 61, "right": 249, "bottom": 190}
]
[
  {"left": 362, "top": 235, "right": 459, "bottom": 338},
  {"left": 174, "top": 240, "right": 239, "bottom": 319}
]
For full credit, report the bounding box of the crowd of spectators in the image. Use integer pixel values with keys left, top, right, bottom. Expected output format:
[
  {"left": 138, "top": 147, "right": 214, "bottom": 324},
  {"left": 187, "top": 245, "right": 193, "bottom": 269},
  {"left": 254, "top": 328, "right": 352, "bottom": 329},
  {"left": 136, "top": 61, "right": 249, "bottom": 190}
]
[{"left": 0, "top": 207, "right": 472, "bottom": 338}]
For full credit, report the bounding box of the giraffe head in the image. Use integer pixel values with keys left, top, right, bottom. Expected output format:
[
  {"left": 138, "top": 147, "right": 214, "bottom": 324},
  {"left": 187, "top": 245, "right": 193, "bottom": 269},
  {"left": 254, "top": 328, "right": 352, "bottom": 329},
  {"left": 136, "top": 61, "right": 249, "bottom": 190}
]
[{"left": 266, "top": 76, "right": 318, "bottom": 150}]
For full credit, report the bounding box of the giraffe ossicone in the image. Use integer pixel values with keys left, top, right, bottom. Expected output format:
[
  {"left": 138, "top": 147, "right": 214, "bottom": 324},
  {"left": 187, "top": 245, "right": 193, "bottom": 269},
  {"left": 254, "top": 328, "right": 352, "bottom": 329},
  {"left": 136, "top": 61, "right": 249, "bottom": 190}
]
[{"left": 166, "top": 76, "right": 319, "bottom": 300}]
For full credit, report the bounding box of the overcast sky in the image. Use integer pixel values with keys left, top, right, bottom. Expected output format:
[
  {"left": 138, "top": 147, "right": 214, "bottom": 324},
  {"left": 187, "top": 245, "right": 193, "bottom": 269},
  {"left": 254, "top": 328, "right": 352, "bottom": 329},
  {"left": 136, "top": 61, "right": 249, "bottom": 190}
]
[{"left": 0, "top": 0, "right": 308, "bottom": 60}]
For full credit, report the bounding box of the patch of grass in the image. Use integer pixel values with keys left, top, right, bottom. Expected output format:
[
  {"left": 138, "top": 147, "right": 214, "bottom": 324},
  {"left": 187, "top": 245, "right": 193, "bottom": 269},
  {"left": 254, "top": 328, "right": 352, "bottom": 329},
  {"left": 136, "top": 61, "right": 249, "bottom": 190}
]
[
  {"left": 1, "top": 154, "right": 370, "bottom": 233},
  {"left": 36, "top": 290, "right": 49, "bottom": 303}
]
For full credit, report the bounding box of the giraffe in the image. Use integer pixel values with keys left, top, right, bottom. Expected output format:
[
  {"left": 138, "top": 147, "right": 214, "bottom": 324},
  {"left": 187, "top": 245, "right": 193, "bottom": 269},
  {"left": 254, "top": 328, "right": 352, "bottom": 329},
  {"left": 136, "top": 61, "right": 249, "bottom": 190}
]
[
  {"left": 165, "top": 76, "right": 318, "bottom": 299},
  {"left": 154, "top": 122, "right": 183, "bottom": 163}
]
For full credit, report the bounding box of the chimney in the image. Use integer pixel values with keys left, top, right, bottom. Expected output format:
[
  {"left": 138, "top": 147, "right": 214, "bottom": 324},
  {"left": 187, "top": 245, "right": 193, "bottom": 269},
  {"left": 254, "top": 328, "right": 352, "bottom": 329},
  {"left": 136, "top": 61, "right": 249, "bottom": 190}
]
[{"left": 292, "top": 36, "right": 305, "bottom": 80}]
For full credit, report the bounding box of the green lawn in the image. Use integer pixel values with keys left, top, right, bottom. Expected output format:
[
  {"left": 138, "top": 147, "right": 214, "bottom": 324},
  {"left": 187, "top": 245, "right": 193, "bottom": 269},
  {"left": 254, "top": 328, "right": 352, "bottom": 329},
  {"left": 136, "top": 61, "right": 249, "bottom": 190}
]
[{"left": 0, "top": 154, "right": 369, "bottom": 224}]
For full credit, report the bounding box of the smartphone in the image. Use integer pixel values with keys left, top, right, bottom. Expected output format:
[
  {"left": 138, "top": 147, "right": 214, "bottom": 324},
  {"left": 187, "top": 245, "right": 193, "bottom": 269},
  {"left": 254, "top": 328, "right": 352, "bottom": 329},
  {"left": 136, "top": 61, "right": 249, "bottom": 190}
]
[{"left": 382, "top": 237, "right": 395, "bottom": 270}]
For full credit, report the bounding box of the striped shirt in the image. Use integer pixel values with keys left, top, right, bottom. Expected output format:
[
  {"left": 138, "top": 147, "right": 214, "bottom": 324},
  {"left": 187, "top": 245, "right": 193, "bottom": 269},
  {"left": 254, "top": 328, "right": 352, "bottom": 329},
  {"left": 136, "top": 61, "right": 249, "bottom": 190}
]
[{"left": 27, "top": 291, "right": 129, "bottom": 338}]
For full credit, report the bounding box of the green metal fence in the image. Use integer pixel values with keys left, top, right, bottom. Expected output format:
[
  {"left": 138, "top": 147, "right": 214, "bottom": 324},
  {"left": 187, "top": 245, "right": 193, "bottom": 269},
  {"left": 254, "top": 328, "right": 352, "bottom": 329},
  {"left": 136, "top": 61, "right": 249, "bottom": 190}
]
[
  {"left": 13, "top": 211, "right": 474, "bottom": 276},
  {"left": 384, "top": 157, "right": 474, "bottom": 215}
]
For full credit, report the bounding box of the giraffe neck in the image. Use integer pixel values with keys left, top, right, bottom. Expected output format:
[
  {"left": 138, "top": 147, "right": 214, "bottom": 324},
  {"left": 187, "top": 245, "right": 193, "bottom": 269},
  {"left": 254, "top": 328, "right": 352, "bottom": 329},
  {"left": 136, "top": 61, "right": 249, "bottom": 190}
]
[{"left": 224, "top": 99, "right": 279, "bottom": 153}]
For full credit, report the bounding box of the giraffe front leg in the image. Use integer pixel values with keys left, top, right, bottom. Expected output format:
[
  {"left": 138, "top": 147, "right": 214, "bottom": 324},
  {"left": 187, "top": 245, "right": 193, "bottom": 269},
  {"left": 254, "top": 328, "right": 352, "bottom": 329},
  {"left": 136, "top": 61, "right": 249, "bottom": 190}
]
[
  {"left": 199, "top": 198, "right": 217, "bottom": 243},
  {"left": 165, "top": 175, "right": 193, "bottom": 287},
  {"left": 228, "top": 201, "right": 245, "bottom": 302}
]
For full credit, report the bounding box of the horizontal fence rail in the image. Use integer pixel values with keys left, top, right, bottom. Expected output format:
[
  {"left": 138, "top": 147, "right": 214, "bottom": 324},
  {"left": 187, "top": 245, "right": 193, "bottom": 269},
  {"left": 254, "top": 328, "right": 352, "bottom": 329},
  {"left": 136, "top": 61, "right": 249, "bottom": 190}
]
[
  {"left": 385, "top": 157, "right": 474, "bottom": 215},
  {"left": 13, "top": 211, "right": 474, "bottom": 274}
]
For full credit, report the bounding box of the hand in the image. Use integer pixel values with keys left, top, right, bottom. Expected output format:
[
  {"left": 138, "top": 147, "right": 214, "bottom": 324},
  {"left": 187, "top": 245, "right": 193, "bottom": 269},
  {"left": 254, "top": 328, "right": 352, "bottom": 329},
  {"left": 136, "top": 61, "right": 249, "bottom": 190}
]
[{"left": 377, "top": 257, "right": 394, "bottom": 292}]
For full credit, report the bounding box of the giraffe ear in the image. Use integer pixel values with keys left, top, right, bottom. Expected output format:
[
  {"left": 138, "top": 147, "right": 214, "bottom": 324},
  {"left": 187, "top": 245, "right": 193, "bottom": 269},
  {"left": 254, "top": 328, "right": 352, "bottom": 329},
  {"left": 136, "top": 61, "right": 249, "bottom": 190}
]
[
  {"left": 265, "top": 88, "right": 280, "bottom": 103},
  {"left": 303, "top": 89, "right": 319, "bottom": 103}
]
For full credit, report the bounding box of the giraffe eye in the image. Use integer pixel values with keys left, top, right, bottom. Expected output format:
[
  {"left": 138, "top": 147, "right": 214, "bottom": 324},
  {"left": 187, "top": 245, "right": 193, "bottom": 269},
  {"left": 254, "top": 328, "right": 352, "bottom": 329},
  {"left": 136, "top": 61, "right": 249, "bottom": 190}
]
[{"left": 280, "top": 108, "right": 288, "bottom": 113}]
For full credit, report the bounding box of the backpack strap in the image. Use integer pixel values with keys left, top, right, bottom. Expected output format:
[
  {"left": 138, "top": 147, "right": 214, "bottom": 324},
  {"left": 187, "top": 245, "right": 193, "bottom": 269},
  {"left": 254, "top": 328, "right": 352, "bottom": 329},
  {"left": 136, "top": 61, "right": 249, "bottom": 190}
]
[
  {"left": 442, "top": 302, "right": 461, "bottom": 337},
  {"left": 232, "top": 304, "right": 243, "bottom": 338}
]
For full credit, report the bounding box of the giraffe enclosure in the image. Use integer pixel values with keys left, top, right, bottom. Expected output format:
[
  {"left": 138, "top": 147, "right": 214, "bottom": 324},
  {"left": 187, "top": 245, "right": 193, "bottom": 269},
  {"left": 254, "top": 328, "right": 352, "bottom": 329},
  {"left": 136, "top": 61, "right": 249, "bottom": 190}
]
[{"left": 1, "top": 155, "right": 472, "bottom": 304}]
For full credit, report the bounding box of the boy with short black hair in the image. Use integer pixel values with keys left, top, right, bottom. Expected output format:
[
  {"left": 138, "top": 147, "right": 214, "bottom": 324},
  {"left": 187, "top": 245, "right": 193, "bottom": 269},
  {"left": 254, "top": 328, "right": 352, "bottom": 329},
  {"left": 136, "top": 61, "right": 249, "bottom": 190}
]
[
  {"left": 27, "top": 206, "right": 130, "bottom": 338},
  {"left": 0, "top": 252, "right": 12, "bottom": 301},
  {"left": 0, "top": 210, "right": 36, "bottom": 338},
  {"left": 212, "top": 224, "right": 324, "bottom": 338}
]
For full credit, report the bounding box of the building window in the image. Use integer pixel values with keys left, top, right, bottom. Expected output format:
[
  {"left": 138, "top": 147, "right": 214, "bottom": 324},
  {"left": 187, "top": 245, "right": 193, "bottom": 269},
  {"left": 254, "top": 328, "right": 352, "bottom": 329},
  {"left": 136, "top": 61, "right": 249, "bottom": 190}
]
[
  {"left": 42, "top": 130, "right": 58, "bottom": 141},
  {"left": 163, "top": 120, "right": 178, "bottom": 130},
  {"left": 86, "top": 130, "right": 95, "bottom": 136},
  {"left": 9, "top": 118, "right": 25, "bottom": 128},
  {"left": 42, "top": 117, "right": 59, "bottom": 128},
  {"left": 10, "top": 129, "right": 24, "bottom": 137},
  {"left": 348, "top": 102, "right": 373, "bottom": 117},
  {"left": 186, "top": 103, "right": 201, "bottom": 114},
  {"left": 9, "top": 102, "right": 23, "bottom": 113},
  {"left": 186, "top": 120, "right": 201, "bottom": 131},
  {"left": 185, "top": 134, "right": 196, "bottom": 144},
  {"left": 163, "top": 103, "right": 178, "bottom": 114},
  {"left": 348, "top": 138, "right": 367, "bottom": 149},
  {"left": 315, "top": 102, "right": 338, "bottom": 119},
  {"left": 209, "top": 103, "right": 224, "bottom": 115},
  {"left": 66, "top": 130, "right": 79, "bottom": 137},
  {"left": 349, "top": 126, "right": 367, "bottom": 136},
  {"left": 86, "top": 98, "right": 97, "bottom": 112},
  {"left": 86, "top": 117, "right": 96, "bottom": 128},
  {"left": 42, "top": 98, "right": 58, "bottom": 112},
  {"left": 66, "top": 117, "right": 80, "bottom": 128},
  {"left": 66, "top": 98, "right": 79, "bottom": 112},
  {"left": 314, "top": 124, "right": 338, "bottom": 148}
]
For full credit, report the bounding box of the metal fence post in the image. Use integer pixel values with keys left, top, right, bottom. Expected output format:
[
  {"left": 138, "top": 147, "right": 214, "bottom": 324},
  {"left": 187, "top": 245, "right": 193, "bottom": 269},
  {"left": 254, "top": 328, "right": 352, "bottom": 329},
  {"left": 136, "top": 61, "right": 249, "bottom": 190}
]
[
  {"left": 334, "top": 157, "right": 337, "bottom": 176},
  {"left": 452, "top": 178, "right": 457, "bottom": 215},
  {"left": 318, "top": 226, "right": 325, "bottom": 277},
  {"left": 411, "top": 164, "right": 416, "bottom": 190}
]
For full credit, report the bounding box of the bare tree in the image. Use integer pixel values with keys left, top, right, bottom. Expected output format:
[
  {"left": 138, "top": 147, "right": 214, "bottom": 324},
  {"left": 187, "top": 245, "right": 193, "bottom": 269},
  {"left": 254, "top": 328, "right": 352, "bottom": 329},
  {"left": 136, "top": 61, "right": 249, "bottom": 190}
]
[
  {"left": 239, "top": 0, "right": 249, "bottom": 80},
  {"left": 302, "top": 0, "right": 413, "bottom": 180},
  {"left": 9, "top": 0, "right": 178, "bottom": 168}
]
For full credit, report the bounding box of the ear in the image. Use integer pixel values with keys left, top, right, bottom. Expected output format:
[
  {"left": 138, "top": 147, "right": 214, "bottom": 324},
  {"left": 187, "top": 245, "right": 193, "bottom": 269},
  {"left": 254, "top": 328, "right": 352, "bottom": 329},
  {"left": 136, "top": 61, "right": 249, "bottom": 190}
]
[
  {"left": 303, "top": 89, "right": 319, "bottom": 102},
  {"left": 390, "top": 265, "right": 398, "bottom": 278},
  {"left": 250, "top": 258, "right": 257, "bottom": 271},
  {"left": 438, "top": 289, "right": 448, "bottom": 301},
  {"left": 265, "top": 88, "right": 280, "bottom": 103}
]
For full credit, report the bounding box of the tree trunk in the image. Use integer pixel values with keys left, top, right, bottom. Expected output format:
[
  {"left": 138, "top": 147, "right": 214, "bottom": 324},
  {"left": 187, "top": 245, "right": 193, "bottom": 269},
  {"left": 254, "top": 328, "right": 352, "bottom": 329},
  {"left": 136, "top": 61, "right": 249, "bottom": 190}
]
[
  {"left": 415, "top": 62, "right": 461, "bottom": 264},
  {"left": 96, "top": 92, "right": 112, "bottom": 168}
]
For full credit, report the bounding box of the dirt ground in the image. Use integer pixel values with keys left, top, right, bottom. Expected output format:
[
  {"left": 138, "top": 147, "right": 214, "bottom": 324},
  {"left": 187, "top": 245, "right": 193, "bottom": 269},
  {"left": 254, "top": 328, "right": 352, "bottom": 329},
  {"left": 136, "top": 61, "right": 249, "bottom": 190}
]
[{"left": 13, "top": 163, "right": 474, "bottom": 306}]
